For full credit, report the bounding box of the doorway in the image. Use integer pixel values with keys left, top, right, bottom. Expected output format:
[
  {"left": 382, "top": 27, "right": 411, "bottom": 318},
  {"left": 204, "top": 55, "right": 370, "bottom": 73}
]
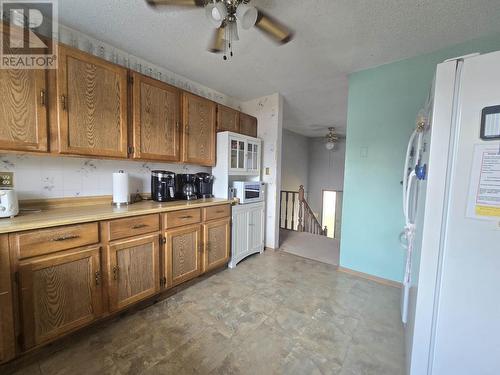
[{"left": 321, "top": 190, "right": 343, "bottom": 239}]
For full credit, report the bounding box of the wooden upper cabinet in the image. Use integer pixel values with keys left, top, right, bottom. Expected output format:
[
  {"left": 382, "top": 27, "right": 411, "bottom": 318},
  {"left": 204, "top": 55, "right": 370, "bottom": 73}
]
[
  {"left": 181, "top": 92, "right": 216, "bottom": 166},
  {"left": 131, "top": 73, "right": 180, "bottom": 161},
  {"left": 239, "top": 113, "right": 258, "bottom": 138},
  {"left": 217, "top": 104, "right": 239, "bottom": 133},
  {"left": 0, "top": 69, "right": 48, "bottom": 152},
  {"left": 55, "top": 45, "right": 128, "bottom": 157},
  {"left": 0, "top": 236, "right": 15, "bottom": 363},
  {"left": 107, "top": 233, "right": 160, "bottom": 312},
  {"left": 17, "top": 246, "right": 103, "bottom": 349}
]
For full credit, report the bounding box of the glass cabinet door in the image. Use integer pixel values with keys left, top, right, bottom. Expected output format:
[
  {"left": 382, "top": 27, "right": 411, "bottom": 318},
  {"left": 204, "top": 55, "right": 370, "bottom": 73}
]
[
  {"left": 246, "top": 141, "right": 259, "bottom": 173},
  {"left": 230, "top": 139, "right": 238, "bottom": 169},
  {"left": 230, "top": 137, "right": 247, "bottom": 171},
  {"left": 238, "top": 140, "right": 245, "bottom": 169}
]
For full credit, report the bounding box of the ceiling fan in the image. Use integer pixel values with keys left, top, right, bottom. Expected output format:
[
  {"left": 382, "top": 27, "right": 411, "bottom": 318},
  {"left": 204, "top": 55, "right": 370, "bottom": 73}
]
[
  {"left": 145, "top": 0, "right": 294, "bottom": 60},
  {"left": 323, "top": 127, "right": 346, "bottom": 150}
]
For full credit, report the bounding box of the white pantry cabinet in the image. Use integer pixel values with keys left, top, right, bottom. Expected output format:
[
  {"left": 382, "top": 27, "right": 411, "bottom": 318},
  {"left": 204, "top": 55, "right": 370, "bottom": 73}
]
[{"left": 229, "top": 201, "right": 265, "bottom": 268}]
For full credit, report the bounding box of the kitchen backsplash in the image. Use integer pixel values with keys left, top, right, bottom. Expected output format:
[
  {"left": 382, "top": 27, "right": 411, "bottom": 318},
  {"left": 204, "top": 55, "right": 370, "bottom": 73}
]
[{"left": 0, "top": 154, "right": 210, "bottom": 200}]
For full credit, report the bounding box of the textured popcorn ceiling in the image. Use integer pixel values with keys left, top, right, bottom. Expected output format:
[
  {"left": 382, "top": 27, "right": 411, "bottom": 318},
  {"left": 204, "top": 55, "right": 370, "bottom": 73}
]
[{"left": 58, "top": 0, "right": 500, "bottom": 136}]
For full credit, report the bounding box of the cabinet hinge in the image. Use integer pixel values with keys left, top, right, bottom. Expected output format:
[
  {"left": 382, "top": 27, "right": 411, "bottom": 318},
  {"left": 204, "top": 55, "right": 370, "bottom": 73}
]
[
  {"left": 14, "top": 271, "right": 19, "bottom": 284},
  {"left": 127, "top": 146, "right": 134, "bottom": 155},
  {"left": 160, "top": 277, "right": 167, "bottom": 287},
  {"left": 128, "top": 76, "right": 134, "bottom": 84}
]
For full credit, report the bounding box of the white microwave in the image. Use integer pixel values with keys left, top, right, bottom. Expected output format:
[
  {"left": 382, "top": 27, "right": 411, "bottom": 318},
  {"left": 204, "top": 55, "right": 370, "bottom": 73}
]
[{"left": 232, "top": 181, "right": 265, "bottom": 204}]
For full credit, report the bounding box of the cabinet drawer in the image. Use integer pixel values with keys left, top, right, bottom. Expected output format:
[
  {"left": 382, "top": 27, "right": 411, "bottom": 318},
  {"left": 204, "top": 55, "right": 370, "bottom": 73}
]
[
  {"left": 203, "top": 204, "right": 230, "bottom": 221},
  {"left": 108, "top": 214, "right": 160, "bottom": 241},
  {"left": 164, "top": 209, "right": 201, "bottom": 229},
  {"left": 14, "top": 223, "right": 99, "bottom": 259}
]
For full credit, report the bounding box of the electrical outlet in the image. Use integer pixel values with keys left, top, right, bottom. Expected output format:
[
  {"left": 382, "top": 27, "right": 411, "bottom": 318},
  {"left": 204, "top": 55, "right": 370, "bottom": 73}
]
[{"left": 0, "top": 172, "right": 13, "bottom": 188}]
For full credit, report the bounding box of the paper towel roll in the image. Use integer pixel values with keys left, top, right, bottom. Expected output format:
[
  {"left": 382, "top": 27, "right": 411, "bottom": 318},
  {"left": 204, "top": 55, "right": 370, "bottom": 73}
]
[{"left": 112, "top": 171, "right": 129, "bottom": 206}]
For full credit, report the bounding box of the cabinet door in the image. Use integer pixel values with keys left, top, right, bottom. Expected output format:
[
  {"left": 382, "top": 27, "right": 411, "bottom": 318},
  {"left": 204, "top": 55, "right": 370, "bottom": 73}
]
[
  {"left": 217, "top": 104, "right": 239, "bottom": 133},
  {"left": 0, "top": 69, "right": 48, "bottom": 152},
  {"left": 131, "top": 73, "right": 180, "bottom": 161},
  {"left": 231, "top": 209, "right": 249, "bottom": 260},
  {"left": 165, "top": 224, "right": 202, "bottom": 287},
  {"left": 239, "top": 113, "right": 257, "bottom": 137},
  {"left": 181, "top": 92, "right": 216, "bottom": 166},
  {"left": 108, "top": 234, "right": 160, "bottom": 312},
  {"left": 248, "top": 206, "right": 265, "bottom": 253},
  {"left": 246, "top": 140, "right": 261, "bottom": 174},
  {"left": 18, "top": 246, "right": 103, "bottom": 349},
  {"left": 0, "top": 235, "right": 15, "bottom": 363},
  {"left": 229, "top": 137, "right": 246, "bottom": 172},
  {"left": 203, "top": 218, "right": 230, "bottom": 273},
  {"left": 56, "top": 45, "right": 128, "bottom": 157}
]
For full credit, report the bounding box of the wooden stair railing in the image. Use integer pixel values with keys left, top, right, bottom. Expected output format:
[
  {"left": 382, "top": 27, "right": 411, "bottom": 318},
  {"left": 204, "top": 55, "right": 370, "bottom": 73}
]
[{"left": 280, "top": 185, "right": 327, "bottom": 236}]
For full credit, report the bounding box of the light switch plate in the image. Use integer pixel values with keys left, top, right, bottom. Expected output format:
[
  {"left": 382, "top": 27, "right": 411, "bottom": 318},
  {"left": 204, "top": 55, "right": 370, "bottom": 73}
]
[
  {"left": 0, "top": 172, "right": 13, "bottom": 188},
  {"left": 360, "top": 147, "right": 369, "bottom": 158},
  {"left": 265, "top": 167, "right": 270, "bottom": 175}
]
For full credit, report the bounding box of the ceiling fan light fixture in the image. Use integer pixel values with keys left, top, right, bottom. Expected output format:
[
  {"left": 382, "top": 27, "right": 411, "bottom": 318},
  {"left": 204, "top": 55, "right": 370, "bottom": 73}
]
[
  {"left": 325, "top": 141, "right": 336, "bottom": 151},
  {"left": 236, "top": 4, "right": 258, "bottom": 30},
  {"left": 227, "top": 21, "right": 239, "bottom": 41},
  {"left": 205, "top": 2, "right": 227, "bottom": 27}
]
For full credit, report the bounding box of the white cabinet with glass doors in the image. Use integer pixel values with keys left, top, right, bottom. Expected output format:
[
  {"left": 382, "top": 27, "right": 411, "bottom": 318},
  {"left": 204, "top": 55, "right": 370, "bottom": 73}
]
[{"left": 228, "top": 134, "right": 261, "bottom": 176}]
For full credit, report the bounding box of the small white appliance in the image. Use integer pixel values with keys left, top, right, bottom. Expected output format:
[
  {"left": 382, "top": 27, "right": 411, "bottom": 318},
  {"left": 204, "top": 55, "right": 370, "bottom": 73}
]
[
  {"left": 232, "top": 181, "right": 265, "bottom": 204},
  {"left": 403, "top": 52, "right": 500, "bottom": 375},
  {"left": 0, "top": 189, "right": 19, "bottom": 218}
]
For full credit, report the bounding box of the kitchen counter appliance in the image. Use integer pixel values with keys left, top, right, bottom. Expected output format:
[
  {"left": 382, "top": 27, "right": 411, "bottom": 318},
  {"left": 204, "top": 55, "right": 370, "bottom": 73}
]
[
  {"left": 151, "top": 170, "right": 176, "bottom": 202},
  {"left": 232, "top": 181, "right": 265, "bottom": 204},
  {"left": 176, "top": 174, "right": 198, "bottom": 201},
  {"left": 195, "top": 173, "right": 215, "bottom": 199}
]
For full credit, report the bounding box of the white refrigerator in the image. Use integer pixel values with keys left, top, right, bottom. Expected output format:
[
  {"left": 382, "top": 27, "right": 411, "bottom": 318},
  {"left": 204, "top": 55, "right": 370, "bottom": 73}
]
[{"left": 402, "top": 52, "right": 500, "bottom": 375}]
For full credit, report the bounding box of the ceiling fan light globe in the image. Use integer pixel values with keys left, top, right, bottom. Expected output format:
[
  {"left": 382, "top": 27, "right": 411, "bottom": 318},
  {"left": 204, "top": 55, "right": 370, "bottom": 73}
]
[
  {"left": 205, "top": 3, "right": 227, "bottom": 27},
  {"left": 236, "top": 4, "right": 258, "bottom": 30},
  {"left": 325, "top": 141, "right": 335, "bottom": 150}
]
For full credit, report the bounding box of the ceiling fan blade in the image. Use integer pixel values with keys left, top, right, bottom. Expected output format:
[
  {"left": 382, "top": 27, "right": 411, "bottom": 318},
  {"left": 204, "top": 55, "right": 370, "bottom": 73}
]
[
  {"left": 254, "top": 9, "right": 294, "bottom": 45},
  {"left": 208, "top": 26, "right": 225, "bottom": 53},
  {"left": 146, "top": 0, "right": 205, "bottom": 7}
]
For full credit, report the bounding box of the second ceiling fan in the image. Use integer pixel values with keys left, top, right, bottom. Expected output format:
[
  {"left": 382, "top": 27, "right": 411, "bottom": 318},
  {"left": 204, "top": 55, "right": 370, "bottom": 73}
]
[{"left": 146, "top": 0, "right": 294, "bottom": 60}]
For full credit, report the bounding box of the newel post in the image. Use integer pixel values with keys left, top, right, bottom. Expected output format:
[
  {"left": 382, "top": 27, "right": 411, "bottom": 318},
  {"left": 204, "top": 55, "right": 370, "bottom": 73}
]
[{"left": 297, "top": 185, "right": 304, "bottom": 232}]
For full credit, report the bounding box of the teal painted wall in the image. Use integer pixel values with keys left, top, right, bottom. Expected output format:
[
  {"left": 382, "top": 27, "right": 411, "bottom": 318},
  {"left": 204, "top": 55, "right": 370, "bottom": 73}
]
[{"left": 340, "top": 33, "right": 500, "bottom": 282}]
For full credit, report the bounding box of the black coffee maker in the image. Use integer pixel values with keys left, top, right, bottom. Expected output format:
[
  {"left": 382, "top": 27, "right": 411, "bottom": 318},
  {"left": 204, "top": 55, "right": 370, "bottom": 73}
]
[
  {"left": 151, "top": 171, "right": 176, "bottom": 202},
  {"left": 175, "top": 174, "right": 198, "bottom": 200},
  {"left": 195, "top": 173, "right": 214, "bottom": 199}
]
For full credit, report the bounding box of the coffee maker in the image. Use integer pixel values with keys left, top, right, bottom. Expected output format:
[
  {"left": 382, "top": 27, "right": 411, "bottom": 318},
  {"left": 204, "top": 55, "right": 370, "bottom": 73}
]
[
  {"left": 175, "top": 174, "right": 198, "bottom": 201},
  {"left": 151, "top": 171, "right": 176, "bottom": 202},
  {"left": 195, "top": 173, "right": 214, "bottom": 199}
]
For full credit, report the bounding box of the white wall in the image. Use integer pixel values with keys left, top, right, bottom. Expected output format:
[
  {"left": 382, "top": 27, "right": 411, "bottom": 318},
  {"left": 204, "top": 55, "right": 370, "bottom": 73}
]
[
  {"left": 241, "top": 94, "right": 283, "bottom": 250},
  {"left": 307, "top": 139, "right": 346, "bottom": 216},
  {"left": 281, "top": 129, "right": 309, "bottom": 192},
  {"left": 0, "top": 154, "right": 209, "bottom": 200}
]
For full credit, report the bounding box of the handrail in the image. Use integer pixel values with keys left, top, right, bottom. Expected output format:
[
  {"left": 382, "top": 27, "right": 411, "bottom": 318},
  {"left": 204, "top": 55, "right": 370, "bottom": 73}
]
[{"left": 280, "top": 185, "right": 327, "bottom": 236}]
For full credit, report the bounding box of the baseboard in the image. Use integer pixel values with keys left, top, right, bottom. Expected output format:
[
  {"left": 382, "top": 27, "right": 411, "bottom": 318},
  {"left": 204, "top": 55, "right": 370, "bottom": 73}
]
[
  {"left": 337, "top": 266, "right": 402, "bottom": 289},
  {"left": 264, "top": 247, "right": 277, "bottom": 251}
]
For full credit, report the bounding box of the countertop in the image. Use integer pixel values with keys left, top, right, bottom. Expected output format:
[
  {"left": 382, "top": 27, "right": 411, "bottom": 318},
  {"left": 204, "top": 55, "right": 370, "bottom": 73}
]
[{"left": 0, "top": 198, "right": 232, "bottom": 234}]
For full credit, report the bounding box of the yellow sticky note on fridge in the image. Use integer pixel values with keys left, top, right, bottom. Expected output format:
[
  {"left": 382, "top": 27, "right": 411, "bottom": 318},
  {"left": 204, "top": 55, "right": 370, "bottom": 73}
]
[{"left": 475, "top": 205, "right": 500, "bottom": 217}]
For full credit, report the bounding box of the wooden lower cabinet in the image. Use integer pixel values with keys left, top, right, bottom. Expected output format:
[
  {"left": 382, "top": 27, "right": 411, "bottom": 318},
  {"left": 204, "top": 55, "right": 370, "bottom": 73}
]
[
  {"left": 18, "top": 246, "right": 103, "bottom": 349},
  {"left": 203, "top": 218, "right": 230, "bottom": 273},
  {"left": 107, "top": 234, "right": 160, "bottom": 312},
  {"left": 164, "top": 224, "right": 202, "bottom": 287},
  {"left": 0, "top": 235, "right": 15, "bottom": 363}
]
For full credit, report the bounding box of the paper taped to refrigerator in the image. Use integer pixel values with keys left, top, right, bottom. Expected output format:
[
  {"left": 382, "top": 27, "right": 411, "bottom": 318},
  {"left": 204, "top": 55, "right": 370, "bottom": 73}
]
[{"left": 467, "top": 144, "right": 500, "bottom": 219}]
